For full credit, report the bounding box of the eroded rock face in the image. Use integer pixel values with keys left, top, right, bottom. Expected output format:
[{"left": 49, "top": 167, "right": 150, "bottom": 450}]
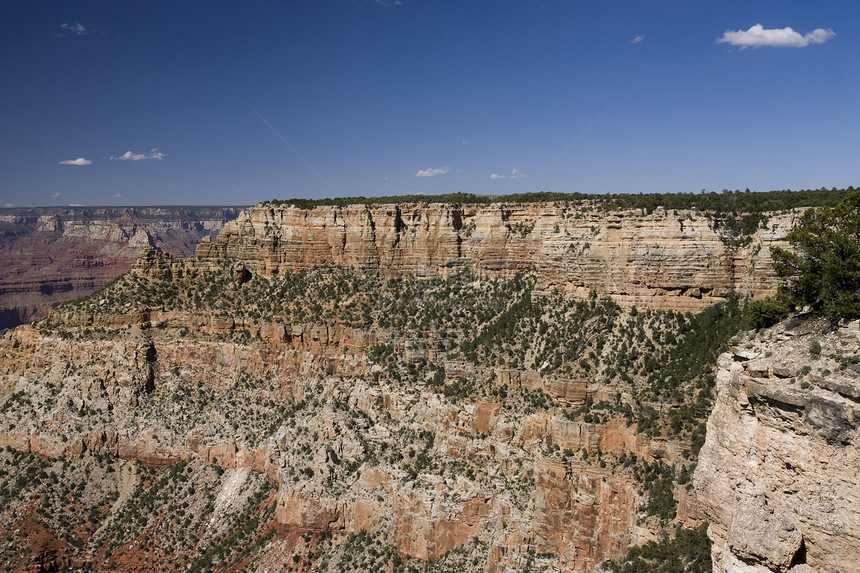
[
  {"left": 0, "top": 314, "right": 695, "bottom": 571},
  {"left": 197, "top": 203, "right": 795, "bottom": 312},
  {"left": 694, "top": 318, "right": 860, "bottom": 573},
  {"left": 0, "top": 206, "right": 242, "bottom": 329},
  {"left": 1, "top": 200, "right": 829, "bottom": 571}
]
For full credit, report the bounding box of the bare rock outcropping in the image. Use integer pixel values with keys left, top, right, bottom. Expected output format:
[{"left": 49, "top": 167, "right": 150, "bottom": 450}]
[
  {"left": 694, "top": 318, "right": 860, "bottom": 573},
  {"left": 196, "top": 203, "right": 796, "bottom": 311}
]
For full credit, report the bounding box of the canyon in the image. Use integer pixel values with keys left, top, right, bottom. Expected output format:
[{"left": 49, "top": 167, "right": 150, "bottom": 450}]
[
  {"left": 0, "top": 196, "right": 856, "bottom": 572},
  {"left": 0, "top": 206, "right": 243, "bottom": 330}
]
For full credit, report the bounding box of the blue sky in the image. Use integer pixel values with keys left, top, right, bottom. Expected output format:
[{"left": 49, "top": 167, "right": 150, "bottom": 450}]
[{"left": 1, "top": 1, "right": 857, "bottom": 206}]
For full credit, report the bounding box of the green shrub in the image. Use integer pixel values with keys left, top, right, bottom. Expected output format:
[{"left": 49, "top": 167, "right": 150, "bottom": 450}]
[
  {"left": 772, "top": 190, "right": 860, "bottom": 319},
  {"left": 607, "top": 523, "right": 711, "bottom": 573},
  {"left": 809, "top": 339, "right": 821, "bottom": 358},
  {"left": 745, "top": 293, "right": 793, "bottom": 330}
]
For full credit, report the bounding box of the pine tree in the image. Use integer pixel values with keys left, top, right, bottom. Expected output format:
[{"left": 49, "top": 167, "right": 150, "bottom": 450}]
[{"left": 771, "top": 190, "right": 860, "bottom": 319}]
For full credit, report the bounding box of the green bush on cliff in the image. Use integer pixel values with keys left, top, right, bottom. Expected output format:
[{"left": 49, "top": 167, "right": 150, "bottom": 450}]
[
  {"left": 745, "top": 289, "right": 794, "bottom": 330},
  {"left": 635, "top": 461, "right": 677, "bottom": 521},
  {"left": 771, "top": 190, "right": 860, "bottom": 319}
]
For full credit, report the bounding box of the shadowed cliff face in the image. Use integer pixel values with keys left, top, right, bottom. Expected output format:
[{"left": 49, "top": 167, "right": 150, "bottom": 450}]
[
  {"left": 0, "top": 206, "right": 243, "bottom": 330},
  {"left": 196, "top": 203, "right": 796, "bottom": 312},
  {"left": 694, "top": 317, "right": 860, "bottom": 573}
]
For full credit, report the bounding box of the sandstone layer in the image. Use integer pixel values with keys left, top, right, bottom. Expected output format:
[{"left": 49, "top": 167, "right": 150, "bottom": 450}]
[
  {"left": 197, "top": 203, "right": 796, "bottom": 311},
  {"left": 0, "top": 238, "right": 716, "bottom": 571},
  {"left": 694, "top": 318, "right": 860, "bottom": 573},
  {"left": 0, "top": 317, "right": 694, "bottom": 572}
]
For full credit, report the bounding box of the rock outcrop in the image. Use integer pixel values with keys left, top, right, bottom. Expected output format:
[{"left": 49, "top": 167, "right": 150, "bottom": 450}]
[
  {"left": 694, "top": 318, "right": 860, "bottom": 573},
  {"left": 0, "top": 318, "right": 690, "bottom": 571},
  {"left": 196, "top": 203, "right": 797, "bottom": 311}
]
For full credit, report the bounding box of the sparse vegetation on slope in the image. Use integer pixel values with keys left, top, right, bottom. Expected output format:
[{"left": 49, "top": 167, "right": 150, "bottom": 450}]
[
  {"left": 607, "top": 524, "right": 711, "bottom": 573},
  {"left": 0, "top": 449, "right": 276, "bottom": 572},
  {"left": 24, "top": 256, "right": 768, "bottom": 570},
  {"left": 16, "top": 188, "right": 858, "bottom": 571}
]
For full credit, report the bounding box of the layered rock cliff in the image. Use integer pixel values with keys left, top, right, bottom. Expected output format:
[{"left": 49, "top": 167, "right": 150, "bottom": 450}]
[
  {"left": 2, "top": 197, "right": 850, "bottom": 572},
  {"left": 0, "top": 319, "right": 672, "bottom": 571},
  {"left": 196, "top": 203, "right": 796, "bottom": 311},
  {"left": 0, "top": 206, "right": 242, "bottom": 330},
  {"left": 694, "top": 317, "right": 860, "bottom": 573},
  {"left": 1, "top": 235, "right": 721, "bottom": 572}
]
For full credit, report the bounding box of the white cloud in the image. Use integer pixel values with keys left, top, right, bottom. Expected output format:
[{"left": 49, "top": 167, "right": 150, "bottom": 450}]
[
  {"left": 717, "top": 24, "right": 835, "bottom": 48},
  {"left": 60, "top": 22, "right": 87, "bottom": 36},
  {"left": 68, "top": 203, "right": 85, "bottom": 207},
  {"left": 415, "top": 166, "right": 450, "bottom": 177},
  {"left": 490, "top": 168, "right": 526, "bottom": 180},
  {"left": 631, "top": 35, "right": 645, "bottom": 44},
  {"left": 58, "top": 157, "right": 92, "bottom": 166},
  {"left": 110, "top": 148, "right": 166, "bottom": 161},
  {"left": 114, "top": 151, "right": 146, "bottom": 161},
  {"left": 461, "top": 139, "right": 468, "bottom": 145},
  {"left": 114, "top": 193, "right": 124, "bottom": 198},
  {"left": 3, "top": 203, "right": 13, "bottom": 207},
  {"left": 50, "top": 192, "right": 61, "bottom": 198}
]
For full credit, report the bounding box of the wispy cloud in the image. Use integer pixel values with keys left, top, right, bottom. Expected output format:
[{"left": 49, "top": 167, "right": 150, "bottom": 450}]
[
  {"left": 57, "top": 22, "right": 87, "bottom": 37},
  {"left": 58, "top": 157, "right": 92, "bottom": 166},
  {"left": 717, "top": 24, "right": 835, "bottom": 48},
  {"left": 631, "top": 35, "right": 645, "bottom": 44},
  {"left": 115, "top": 193, "right": 124, "bottom": 198},
  {"left": 110, "top": 148, "right": 166, "bottom": 161},
  {"left": 415, "top": 166, "right": 450, "bottom": 177},
  {"left": 490, "top": 168, "right": 525, "bottom": 180},
  {"left": 50, "top": 192, "right": 61, "bottom": 198}
]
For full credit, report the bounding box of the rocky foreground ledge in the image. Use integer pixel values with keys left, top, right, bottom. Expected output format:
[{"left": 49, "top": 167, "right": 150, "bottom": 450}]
[{"left": 694, "top": 317, "right": 860, "bottom": 573}]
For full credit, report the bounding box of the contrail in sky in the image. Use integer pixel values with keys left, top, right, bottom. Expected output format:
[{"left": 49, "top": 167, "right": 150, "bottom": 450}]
[
  {"left": 535, "top": 112, "right": 605, "bottom": 184},
  {"left": 251, "top": 107, "right": 339, "bottom": 195}
]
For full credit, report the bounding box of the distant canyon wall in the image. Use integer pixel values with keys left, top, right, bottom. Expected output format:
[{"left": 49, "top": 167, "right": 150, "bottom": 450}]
[
  {"left": 0, "top": 206, "right": 243, "bottom": 329},
  {"left": 197, "top": 203, "right": 798, "bottom": 311}
]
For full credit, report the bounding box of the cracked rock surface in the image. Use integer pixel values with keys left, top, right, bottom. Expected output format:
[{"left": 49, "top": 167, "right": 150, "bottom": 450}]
[{"left": 695, "top": 317, "right": 860, "bottom": 573}]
